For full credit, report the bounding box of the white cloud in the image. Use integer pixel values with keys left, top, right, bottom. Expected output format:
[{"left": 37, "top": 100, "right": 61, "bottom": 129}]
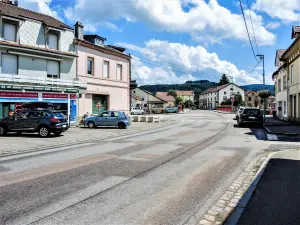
[
  {"left": 103, "top": 22, "right": 122, "bottom": 32},
  {"left": 126, "top": 40, "right": 271, "bottom": 85},
  {"left": 252, "top": 0, "right": 300, "bottom": 22},
  {"left": 265, "top": 22, "right": 281, "bottom": 29},
  {"left": 65, "top": 0, "right": 275, "bottom": 45},
  {"left": 19, "top": 0, "right": 62, "bottom": 21}
]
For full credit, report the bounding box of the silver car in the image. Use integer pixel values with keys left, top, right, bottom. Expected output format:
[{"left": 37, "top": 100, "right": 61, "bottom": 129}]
[{"left": 83, "top": 111, "right": 130, "bottom": 129}]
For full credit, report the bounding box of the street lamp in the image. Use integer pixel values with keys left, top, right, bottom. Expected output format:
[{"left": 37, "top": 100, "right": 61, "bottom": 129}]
[{"left": 257, "top": 54, "right": 266, "bottom": 122}]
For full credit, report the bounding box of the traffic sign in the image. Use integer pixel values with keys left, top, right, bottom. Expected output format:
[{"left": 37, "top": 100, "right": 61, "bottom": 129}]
[
  {"left": 96, "top": 103, "right": 101, "bottom": 109},
  {"left": 231, "top": 98, "right": 235, "bottom": 103}
]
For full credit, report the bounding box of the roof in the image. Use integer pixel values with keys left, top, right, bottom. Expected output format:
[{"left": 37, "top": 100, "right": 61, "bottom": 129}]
[
  {"left": 135, "top": 88, "right": 167, "bottom": 103},
  {"left": 0, "top": 40, "right": 77, "bottom": 57},
  {"left": 245, "top": 90, "right": 257, "bottom": 95},
  {"left": 175, "top": 90, "right": 194, "bottom": 96},
  {"left": 156, "top": 92, "right": 175, "bottom": 102},
  {"left": 212, "top": 84, "right": 230, "bottom": 92},
  {"left": 84, "top": 35, "right": 106, "bottom": 41},
  {"left": 200, "top": 87, "right": 215, "bottom": 95},
  {"left": 107, "top": 45, "right": 126, "bottom": 53},
  {"left": 281, "top": 37, "right": 300, "bottom": 59},
  {"left": 0, "top": 2, "right": 72, "bottom": 30},
  {"left": 274, "top": 49, "right": 286, "bottom": 66},
  {"left": 132, "top": 94, "right": 142, "bottom": 101},
  {"left": 272, "top": 62, "right": 287, "bottom": 78},
  {"left": 75, "top": 39, "right": 131, "bottom": 60}
]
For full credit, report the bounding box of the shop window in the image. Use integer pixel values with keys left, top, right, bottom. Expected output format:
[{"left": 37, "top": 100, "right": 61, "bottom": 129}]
[
  {"left": 117, "top": 64, "right": 122, "bottom": 80},
  {"left": 2, "top": 54, "right": 18, "bottom": 74},
  {"left": 87, "top": 57, "right": 94, "bottom": 75},
  {"left": 103, "top": 60, "right": 109, "bottom": 78},
  {"left": 47, "top": 60, "right": 60, "bottom": 79},
  {"left": 3, "top": 21, "right": 17, "bottom": 42}
]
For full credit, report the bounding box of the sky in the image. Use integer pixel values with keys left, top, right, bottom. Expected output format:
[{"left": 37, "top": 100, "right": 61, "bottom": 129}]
[{"left": 19, "top": 0, "right": 300, "bottom": 86}]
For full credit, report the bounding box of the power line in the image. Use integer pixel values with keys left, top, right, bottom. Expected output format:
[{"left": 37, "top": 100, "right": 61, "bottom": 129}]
[
  {"left": 239, "top": 59, "right": 262, "bottom": 79},
  {"left": 246, "top": 0, "right": 259, "bottom": 54},
  {"left": 238, "top": 0, "right": 259, "bottom": 62}
]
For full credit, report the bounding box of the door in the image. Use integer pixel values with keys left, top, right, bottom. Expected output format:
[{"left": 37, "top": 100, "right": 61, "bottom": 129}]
[
  {"left": 96, "top": 111, "right": 109, "bottom": 126},
  {"left": 106, "top": 111, "right": 120, "bottom": 127},
  {"left": 10, "top": 114, "right": 28, "bottom": 130}
]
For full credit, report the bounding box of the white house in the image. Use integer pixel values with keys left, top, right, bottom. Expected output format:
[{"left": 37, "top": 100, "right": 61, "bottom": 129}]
[
  {"left": 200, "top": 84, "right": 245, "bottom": 109},
  {"left": 0, "top": 1, "right": 86, "bottom": 121},
  {"left": 272, "top": 49, "right": 288, "bottom": 120},
  {"left": 132, "top": 88, "right": 167, "bottom": 109},
  {"left": 175, "top": 90, "right": 194, "bottom": 102}
]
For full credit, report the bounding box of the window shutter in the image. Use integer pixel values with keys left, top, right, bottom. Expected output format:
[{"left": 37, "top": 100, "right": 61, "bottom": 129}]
[
  {"left": 4, "top": 23, "right": 16, "bottom": 42},
  {"left": 48, "top": 33, "right": 58, "bottom": 50},
  {"left": 117, "top": 64, "right": 122, "bottom": 80},
  {"left": 47, "top": 60, "right": 59, "bottom": 77},
  {"left": 2, "top": 54, "right": 18, "bottom": 74},
  {"left": 103, "top": 61, "right": 109, "bottom": 78}
]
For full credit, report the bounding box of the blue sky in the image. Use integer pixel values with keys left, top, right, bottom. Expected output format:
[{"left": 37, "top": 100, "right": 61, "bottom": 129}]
[{"left": 20, "top": 0, "right": 300, "bottom": 85}]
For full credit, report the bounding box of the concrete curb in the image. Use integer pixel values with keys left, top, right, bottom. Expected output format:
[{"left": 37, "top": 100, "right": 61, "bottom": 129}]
[
  {"left": 0, "top": 120, "right": 176, "bottom": 158},
  {"left": 223, "top": 152, "right": 277, "bottom": 225},
  {"left": 262, "top": 125, "right": 300, "bottom": 136},
  {"left": 213, "top": 110, "right": 235, "bottom": 115}
]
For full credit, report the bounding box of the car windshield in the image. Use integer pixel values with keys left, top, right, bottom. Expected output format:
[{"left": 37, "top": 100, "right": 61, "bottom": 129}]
[{"left": 243, "top": 109, "right": 261, "bottom": 115}]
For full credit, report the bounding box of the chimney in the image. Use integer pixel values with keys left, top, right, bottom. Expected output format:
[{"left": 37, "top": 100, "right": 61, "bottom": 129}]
[
  {"left": 14, "top": 0, "right": 18, "bottom": 6},
  {"left": 74, "top": 21, "right": 84, "bottom": 40}
]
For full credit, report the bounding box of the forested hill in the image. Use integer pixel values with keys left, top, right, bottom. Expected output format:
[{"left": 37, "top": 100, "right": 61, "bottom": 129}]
[{"left": 139, "top": 80, "right": 275, "bottom": 95}]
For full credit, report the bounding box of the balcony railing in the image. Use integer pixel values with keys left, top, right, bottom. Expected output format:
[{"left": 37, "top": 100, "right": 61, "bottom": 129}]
[{"left": 0, "top": 73, "right": 87, "bottom": 89}]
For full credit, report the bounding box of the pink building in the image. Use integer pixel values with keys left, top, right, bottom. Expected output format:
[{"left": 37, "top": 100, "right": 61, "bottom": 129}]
[{"left": 74, "top": 22, "right": 131, "bottom": 115}]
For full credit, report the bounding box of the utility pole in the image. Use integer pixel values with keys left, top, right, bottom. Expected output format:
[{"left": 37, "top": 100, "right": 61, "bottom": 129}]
[
  {"left": 257, "top": 54, "right": 265, "bottom": 122},
  {"left": 228, "top": 76, "right": 234, "bottom": 111}
]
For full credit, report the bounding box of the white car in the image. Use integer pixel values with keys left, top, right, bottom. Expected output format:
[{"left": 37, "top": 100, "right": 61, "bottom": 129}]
[{"left": 131, "top": 107, "right": 145, "bottom": 115}]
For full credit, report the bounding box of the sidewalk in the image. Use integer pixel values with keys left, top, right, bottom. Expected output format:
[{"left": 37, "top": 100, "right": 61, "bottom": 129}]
[
  {"left": 235, "top": 150, "right": 300, "bottom": 225},
  {"left": 263, "top": 117, "right": 300, "bottom": 135},
  {"left": 0, "top": 120, "right": 175, "bottom": 157}
]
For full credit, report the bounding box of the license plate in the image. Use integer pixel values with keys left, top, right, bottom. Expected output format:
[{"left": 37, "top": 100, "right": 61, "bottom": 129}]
[
  {"left": 249, "top": 117, "right": 256, "bottom": 119},
  {"left": 62, "top": 125, "right": 67, "bottom": 128}
]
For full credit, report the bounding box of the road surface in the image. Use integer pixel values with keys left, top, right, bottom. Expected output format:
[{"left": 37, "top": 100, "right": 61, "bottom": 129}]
[{"left": 0, "top": 111, "right": 271, "bottom": 225}]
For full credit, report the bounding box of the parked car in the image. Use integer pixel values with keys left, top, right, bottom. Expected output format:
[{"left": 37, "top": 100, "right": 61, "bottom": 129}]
[
  {"left": 165, "top": 106, "right": 179, "bottom": 113},
  {"left": 235, "top": 107, "right": 245, "bottom": 120},
  {"left": 236, "top": 108, "right": 263, "bottom": 127},
  {"left": 0, "top": 109, "right": 68, "bottom": 137},
  {"left": 130, "top": 107, "right": 145, "bottom": 115},
  {"left": 84, "top": 111, "right": 130, "bottom": 129}
]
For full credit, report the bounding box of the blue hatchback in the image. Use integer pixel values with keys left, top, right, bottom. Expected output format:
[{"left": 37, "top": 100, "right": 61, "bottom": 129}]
[{"left": 84, "top": 111, "right": 130, "bottom": 129}]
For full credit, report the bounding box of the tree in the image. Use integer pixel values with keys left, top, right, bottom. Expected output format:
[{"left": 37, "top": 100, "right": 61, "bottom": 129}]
[
  {"left": 233, "top": 93, "right": 245, "bottom": 107},
  {"left": 167, "top": 90, "right": 177, "bottom": 98},
  {"left": 175, "top": 96, "right": 184, "bottom": 106},
  {"left": 218, "top": 74, "right": 230, "bottom": 86},
  {"left": 258, "top": 90, "right": 271, "bottom": 99},
  {"left": 184, "top": 99, "right": 194, "bottom": 108}
]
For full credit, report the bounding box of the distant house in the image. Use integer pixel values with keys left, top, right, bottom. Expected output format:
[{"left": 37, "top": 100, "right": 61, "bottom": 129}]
[
  {"left": 132, "top": 88, "right": 167, "bottom": 109},
  {"left": 131, "top": 94, "right": 142, "bottom": 108},
  {"left": 175, "top": 91, "right": 194, "bottom": 102},
  {"left": 245, "top": 90, "right": 259, "bottom": 107},
  {"left": 156, "top": 92, "right": 175, "bottom": 107},
  {"left": 200, "top": 84, "right": 245, "bottom": 109}
]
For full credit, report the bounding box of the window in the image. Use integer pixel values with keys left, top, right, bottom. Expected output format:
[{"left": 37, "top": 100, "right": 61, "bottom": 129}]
[
  {"left": 248, "top": 97, "right": 251, "bottom": 101},
  {"left": 48, "top": 33, "right": 58, "bottom": 50},
  {"left": 100, "top": 112, "right": 109, "bottom": 117},
  {"left": 237, "top": 92, "right": 240, "bottom": 95},
  {"left": 223, "top": 96, "right": 227, "bottom": 100},
  {"left": 47, "top": 60, "right": 60, "bottom": 79},
  {"left": 117, "top": 64, "right": 122, "bottom": 80},
  {"left": 284, "top": 101, "right": 286, "bottom": 114},
  {"left": 3, "top": 22, "right": 17, "bottom": 42},
  {"left": 110, "top": 111, "right": 119, "bottom": 117},
  {"left": 2, "top": 54, "right": 18, "bottom": 74},
  {"left": 277, "top": 79, "right": 281, "bottom": 92},
  {"left": 224, "top": 91, "right": 226, "bottom": 95},
  {"left": 283, "top": 76, "right": 287, "bottom": 90},
  {"left": 291, "top": 65, "right": 294, "bottom": 83},
  {"left": 87, "top": 57, "right": 94, "bottom": 75},
  {"left": 103, "top": 61, "right": 109, "bottom": 78}
]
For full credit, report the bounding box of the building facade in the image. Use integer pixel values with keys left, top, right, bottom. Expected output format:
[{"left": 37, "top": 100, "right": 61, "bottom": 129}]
[
  {"left": 273, "top": 49, "right": 288, "bottom": 120},
  {"left": 245, "top": 90, "right": 259, "bottom": 107},
  {"left": 280, "top": 27, "right": 300, "bottom": 122},
  {"left": 155, "top": 92, "right": 175, "bottom": 107},
  {"left": 0, "top": 1, "right": 86, "bottom": 121},
  {"left": 74, "top": 22, "right": 131, "bottom": 115},
  {"left": 175, "top": 90, "right": 194, "bottom": 102},
  {"left": 132, "top": 88, "right": 167, "bottom": 109}
]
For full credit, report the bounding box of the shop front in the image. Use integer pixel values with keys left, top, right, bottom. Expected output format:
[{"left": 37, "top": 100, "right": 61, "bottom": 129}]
[{"left": 0, "top": 91, "right": 78, "bottom": 123}]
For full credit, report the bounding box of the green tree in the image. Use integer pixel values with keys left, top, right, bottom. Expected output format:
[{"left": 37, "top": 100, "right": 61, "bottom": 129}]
[
  {"left": 184, "top": 99, "right": 194, "bottom": 108},
  {"left": 167, "top": 90, "right": 177, "bottom": 98},
  {"left": 233, "top": 93, "right": 245, "bottom": 106},
  {"left": 258, "top": 90, "right": 271, "bottom": 99},
  {"left": 218, "top": 74, "right": 230, "bottom": 86},
  {"left": 175, "top": 96, "right": 184, "bottom": 106}
]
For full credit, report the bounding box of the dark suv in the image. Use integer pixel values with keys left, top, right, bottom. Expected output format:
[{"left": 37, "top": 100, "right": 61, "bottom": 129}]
[
  {"left": 237, "top": 108, "right": 263, "bottom": 127},
  {"left": 0, "top": 109, "right": 68, "bottom": 137}
]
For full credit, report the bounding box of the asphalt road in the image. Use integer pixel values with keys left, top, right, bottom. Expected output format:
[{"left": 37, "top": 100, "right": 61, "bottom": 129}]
[{"left": 0, "top": 111, "right": 273, "bottom": 225}]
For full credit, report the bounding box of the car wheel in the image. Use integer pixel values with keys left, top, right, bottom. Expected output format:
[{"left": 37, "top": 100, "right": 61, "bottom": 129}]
[
  {"left": 0, "top": 126, "right": 7, "bottom": 136},
  {"left": 39, "top": 126, "right": 50, "bottom": 138},
  {"left": 87, "top": 121, "right": 95, "bottom": 129},
  {"left": 118, "top": 122, "right": 126, "bottom": 129},
  {"left": 54, "top": 131, "right": 62, "bottom": 137}
]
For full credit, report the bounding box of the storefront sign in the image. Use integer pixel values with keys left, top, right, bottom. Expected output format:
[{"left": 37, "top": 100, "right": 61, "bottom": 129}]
[
  {"left": 0, "top": 85, "right": 79, "bottom": 93},
  {"left": 42, "top": 93, "right": 68, "bottom": 99},
  {"left": 0, "top": 92, "right": 38, "bottom": 98}
]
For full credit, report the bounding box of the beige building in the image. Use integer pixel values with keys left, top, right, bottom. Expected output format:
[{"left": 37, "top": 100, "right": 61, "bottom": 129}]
[
  {"left": 281, "top": 27, "right": 300, "bottom": 122},
  {"left": 175, "top": 91, "right": 194, "bottom": 102},
  {"left": 245, "top": 90, "right": 259, "bottom": 107},
  {"left": 156, "top": 92, "right": 175, "bottom": 107}
]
